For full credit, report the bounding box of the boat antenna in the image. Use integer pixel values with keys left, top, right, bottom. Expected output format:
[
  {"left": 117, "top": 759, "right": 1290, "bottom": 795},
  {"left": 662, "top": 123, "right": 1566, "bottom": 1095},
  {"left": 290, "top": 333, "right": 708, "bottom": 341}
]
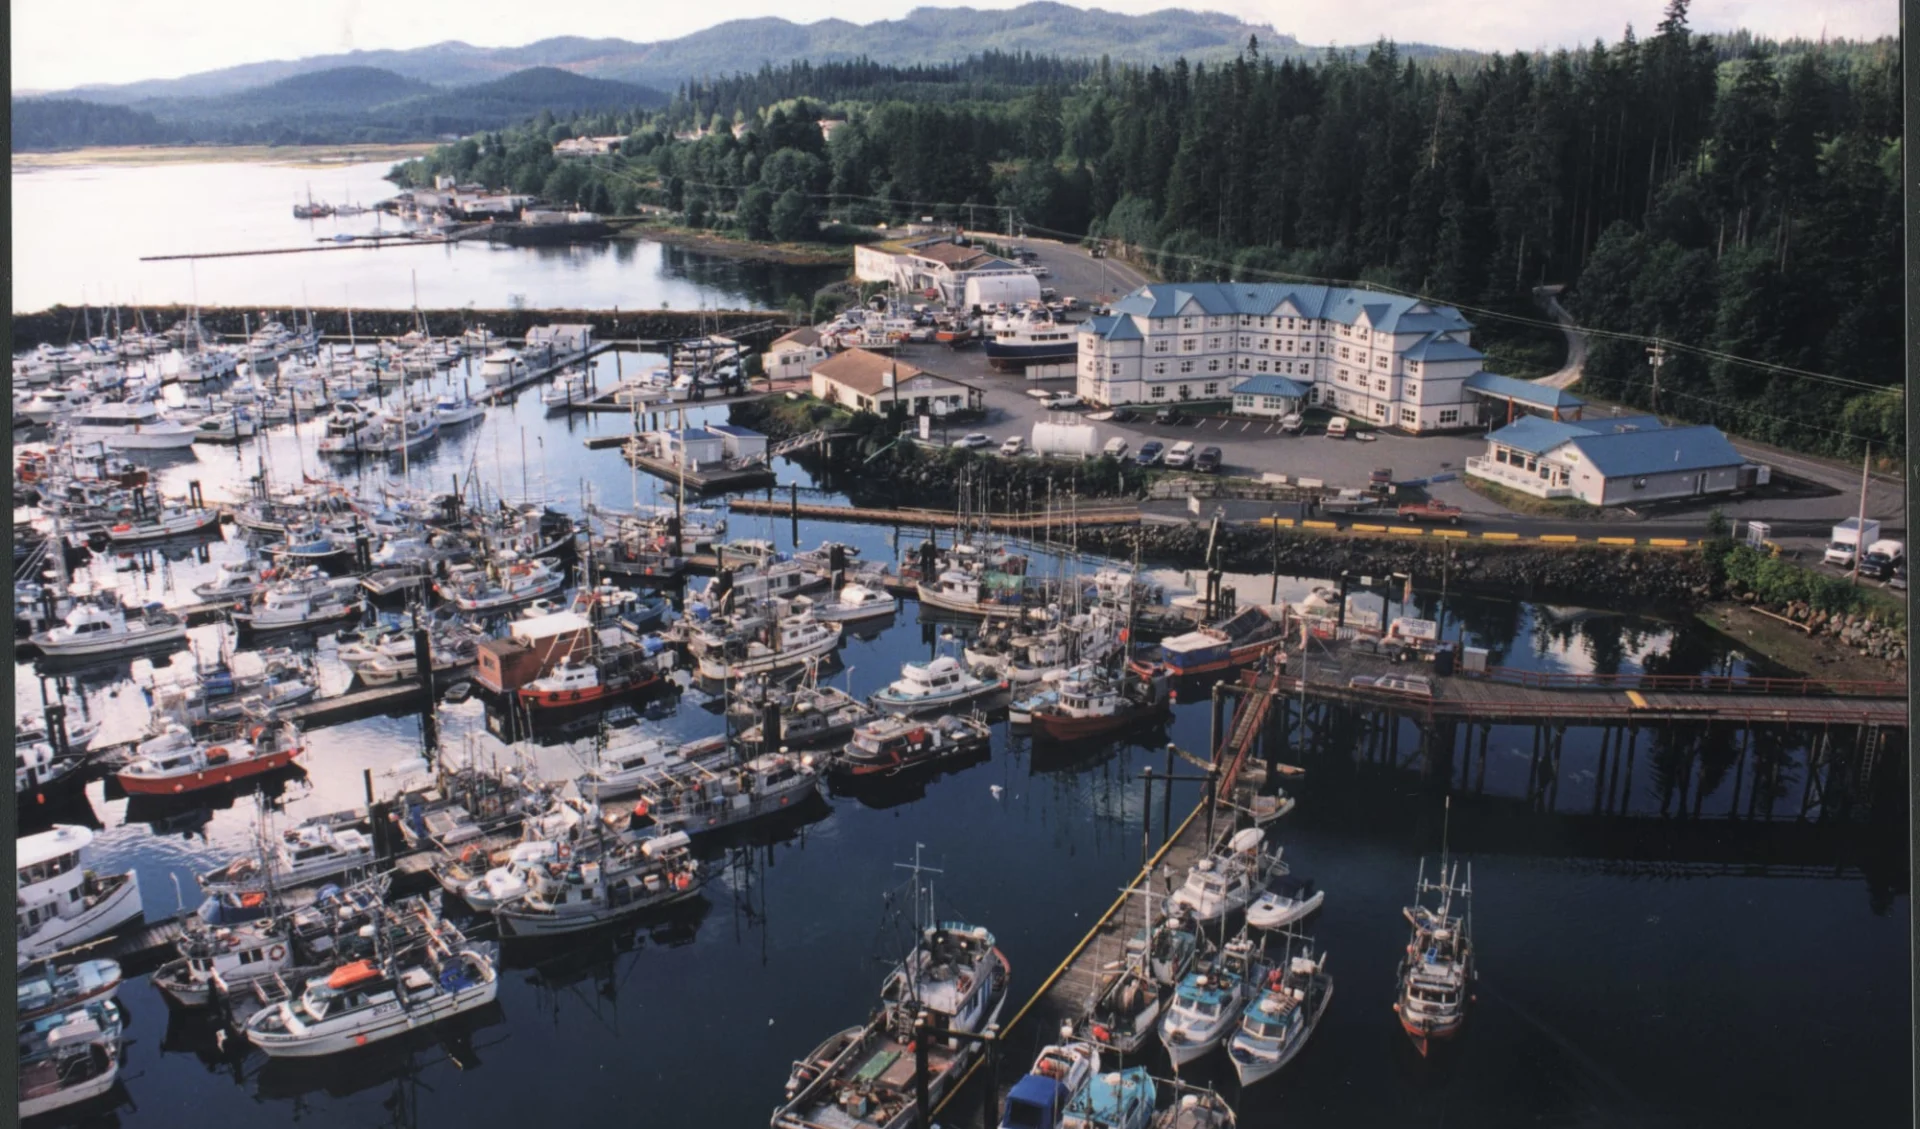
[{"left": 1440, "top": 794, "right": 1451, "bottom": 881}]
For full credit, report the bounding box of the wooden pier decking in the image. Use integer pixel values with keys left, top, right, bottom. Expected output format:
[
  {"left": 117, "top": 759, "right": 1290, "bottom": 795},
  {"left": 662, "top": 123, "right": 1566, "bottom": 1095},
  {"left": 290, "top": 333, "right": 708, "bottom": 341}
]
[{"left": 274, "top": 664, "right": 473, "bottom": 728}]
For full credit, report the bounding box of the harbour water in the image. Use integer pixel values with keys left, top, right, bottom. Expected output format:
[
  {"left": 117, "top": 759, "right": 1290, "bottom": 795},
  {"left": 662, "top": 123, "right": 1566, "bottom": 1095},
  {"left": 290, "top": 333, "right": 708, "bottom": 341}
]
[{"left": 11, "top": 163, "right": 1910, "bottom": 1129}]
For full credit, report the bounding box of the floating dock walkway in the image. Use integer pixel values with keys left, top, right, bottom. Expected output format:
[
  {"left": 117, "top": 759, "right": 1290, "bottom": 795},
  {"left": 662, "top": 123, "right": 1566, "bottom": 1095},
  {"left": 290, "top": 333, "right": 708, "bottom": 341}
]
[{"left": 729, "top": 498, "right": 1143, "bottom": 532}]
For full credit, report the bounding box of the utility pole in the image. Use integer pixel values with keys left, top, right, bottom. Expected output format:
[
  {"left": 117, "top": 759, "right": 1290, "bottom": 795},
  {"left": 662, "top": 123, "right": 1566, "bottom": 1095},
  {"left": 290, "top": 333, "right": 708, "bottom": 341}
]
[
  {"left": 1645, "top": 341, "right": 1667, "bottom": 413},
  {"left": 1851, "top": 443, "right": 1869, "bottom": 588}
]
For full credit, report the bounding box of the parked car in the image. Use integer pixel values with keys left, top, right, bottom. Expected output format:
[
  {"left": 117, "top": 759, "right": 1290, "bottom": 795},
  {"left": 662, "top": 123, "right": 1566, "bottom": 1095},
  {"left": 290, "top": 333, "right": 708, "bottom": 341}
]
[
  {"left": 1194, "top": 446, "right": 1223, "bottom": 473},
  {"left": 1369, "top": 467, "right": 1395, "bottom": 490},
  {"left": 1135, "top": 441, "right": 1165, "bottom": 466},
  {"left": 1278, "top": 412, "right": 1304, "bottom": 433},
  {"left": 1000, "top": 436, "right": 1027, "bottom": 457},
  {"left": 1154, "top": 407, "right": 1186, "bottom": 426},
  {"left": 1103, "top": 437, "right": 1130, "bottom": 459},
  {"left": 1163, "top": 440, "right": 1198, "bottom": 469},
  {"left": 1110, "top": 407, "right": 1137, "bottom": 423},
  {"left": 1047, "top": 393, "right": 1083, "bottom": 409},
  {"left": 1349, "top": 673, "right": 1434, "bottom": 698},
  {"left": 953, "top": 433, "right": 994, "bottom": 450},
  {"left": 1325, "top": 417, "right": 1349, "bottom": 439},
  {"left": 1861, "top": 539, "right": 1905, "bottom": 580},
  {"left": 1397, "top": 500, "right": 1464, "bottom": 524}
]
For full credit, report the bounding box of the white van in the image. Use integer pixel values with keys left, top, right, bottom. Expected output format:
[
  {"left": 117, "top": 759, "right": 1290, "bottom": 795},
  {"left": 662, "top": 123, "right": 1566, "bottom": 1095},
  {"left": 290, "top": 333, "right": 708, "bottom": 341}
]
[
  {"left": 1164, "top": 440, "right": 1198, "bottom": 469},
  {"left": 1325, "top": 417, "right": 1349, "bottom": 439}
]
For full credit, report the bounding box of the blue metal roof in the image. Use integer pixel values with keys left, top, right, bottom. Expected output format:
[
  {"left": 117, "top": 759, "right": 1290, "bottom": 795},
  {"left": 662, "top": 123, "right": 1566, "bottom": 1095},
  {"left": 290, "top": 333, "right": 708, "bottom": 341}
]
[
  {"left": 1567, "top": 425, "right": 1745, "bottom": 478},
  {"left": 1463, "top": 371, "right": 1585, "bottom": 410},
  {"left": 1404, "top": 333, "right": 1485, "bottom": 362},
  {"left": 1485, "top": 416, "right": 1595, "bottom": 454},
  {"left": 1108, "top": 282, "right": 1471, "bottom": 334},
  {"left": 1229, "top": 375, "right": 1308, "bottom": 399}
]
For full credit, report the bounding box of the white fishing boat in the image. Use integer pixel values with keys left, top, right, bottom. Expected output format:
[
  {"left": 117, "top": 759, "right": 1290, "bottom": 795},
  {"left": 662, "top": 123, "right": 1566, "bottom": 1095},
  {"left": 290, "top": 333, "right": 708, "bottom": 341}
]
[
  {"left": 17, "top": 825, "right": 144, "bottom": 968},
  {"left": 1394, "top": 855, "right": 1474, "bottom": 1057},
  {"left": 480, "top": 348, "right": 529, "bottom": 387},
  {"left": 193, "top": 407, "right": 259, "bottom": 443},
  {"left": 1228, "top": 946, "right": 1333, "bottom": 1086},
  {"left": 317, "top": 401, "right": 381, "bottom": 454},
  {"left": 916, "top": 568, "right": 1029, "bottom": 617},
  {"left": 433, "top": 387, "right": 487, "bottom": 427},
  {"left": 575, "top": 733, "right": 728, "bottom": 802},
  {"left": 1063, "top": 1068, "right": 1157, "bottom": 1129},
  {"left": 804, "top": 583, "right": 899, "bottom": 623},
  {"left": 29, "top": 596, "right": 188, "bottom": 659},
  {"left": 1245, "top": 875, "right": 1325, "bottom": 931},
  {"left": 21, "top": 386, "right": 91, "bottom": 426},
  {"left": 66, "top": 400, "right": 198, "bottom": 450},
  {"left": 540, "top": 368, "right": 592, "bottom": 409},
  {"left": 696, "top": 613, "right": 842, "bottom": 680},
  {"left": 151, "top": 917, "right": 291, "bottom": 1008},
  {"left": 199, "top": 824, "right": 374, "bottom": 895},
  {"left": 244, "top": 940, "right": 498, "bottom": 1058},
  {"left": 642, "top": 750, "right": 822, "bottom": 836},
  {"left": 234, "top": 573, "right": 363, "bottom": 633},
  {"left": 16, "top": 740, "right": 90, "bottom": 804},
  {"left": 1159, "top": 934, "right": 1264, "bottom": 1067},
  {"left": 434, "top": 555, "right": 565, "bottom": 611},
  {"left": 1169, "top": 829, "right": 1286, "bottom": 923},
  {"left": 360, "top": 406, "right": 439, "bottom": 454},
  {"left": 17, "top": 958, "right": 122, "bottom": 1023},
  {"left": 102, "top": 504, "right": 223, "bottom": 545},
  {"left": 493, "top": 831, "right": 704, "bottom": 937},
  {"left": 998, "top": 1033, "right": 1102, "bottom": 1129},
  {"left": 19, "top": 1001, "right": 123, "bottom": 1118},
  {"left": 870, "top": 655, "right": 1000, "bottom": 716},
  {"left": 192, "top": 560, "right": 271, "bottom": 601}
]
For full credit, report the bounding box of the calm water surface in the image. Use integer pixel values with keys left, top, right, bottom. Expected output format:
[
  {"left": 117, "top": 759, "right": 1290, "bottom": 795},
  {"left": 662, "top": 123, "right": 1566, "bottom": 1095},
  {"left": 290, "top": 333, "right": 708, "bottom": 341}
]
[
  {"left": 14, "top": 360, "right": 1909, "bottom": 1129},
  {"left": 10, "top": 160, "right": 842, "bottom": 312}
]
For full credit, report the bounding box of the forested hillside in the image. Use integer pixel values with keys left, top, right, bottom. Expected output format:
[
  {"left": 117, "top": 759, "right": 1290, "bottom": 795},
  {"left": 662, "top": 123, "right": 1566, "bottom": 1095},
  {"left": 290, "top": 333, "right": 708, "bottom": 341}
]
[{"left": 395, "top": 3, "right": 1896, "bottom": 460}]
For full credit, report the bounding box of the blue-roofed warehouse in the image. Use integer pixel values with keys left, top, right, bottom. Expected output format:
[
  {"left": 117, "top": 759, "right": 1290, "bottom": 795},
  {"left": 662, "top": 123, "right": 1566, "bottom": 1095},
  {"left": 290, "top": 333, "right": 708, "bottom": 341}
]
[{"left": 1468, "top": 413, "right": 1759, "bottom": 506}]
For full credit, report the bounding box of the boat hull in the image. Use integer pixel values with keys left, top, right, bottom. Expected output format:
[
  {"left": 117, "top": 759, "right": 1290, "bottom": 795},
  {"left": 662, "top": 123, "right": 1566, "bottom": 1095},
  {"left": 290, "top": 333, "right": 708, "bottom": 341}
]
[
  {"left": 247, "top": 979, "right": 498, "bottom": 1058},
  {"left": 117, "top": 748, "right": 302, "bottom": 796},
  {"left": 1029, "top": 702, "right": 1165, "bottom": 742},
  {"left": 519, "top": 672, "right": 661, "bottom": 711},
  {"left": 494, "top": 885, "right": 701, "bottom": 937},
  {"left": 30, "top": 624, "right": 188, "bottom": 659},
  {"left": 17, "top": 873, "right": 144, "bottom": 966}
]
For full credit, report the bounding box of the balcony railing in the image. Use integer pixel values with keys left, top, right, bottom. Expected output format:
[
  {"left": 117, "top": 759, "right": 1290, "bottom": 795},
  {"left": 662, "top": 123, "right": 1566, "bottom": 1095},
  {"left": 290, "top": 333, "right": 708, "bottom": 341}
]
[{"left": 1465, "top": 455, "right": 1574, "bottom": 498}]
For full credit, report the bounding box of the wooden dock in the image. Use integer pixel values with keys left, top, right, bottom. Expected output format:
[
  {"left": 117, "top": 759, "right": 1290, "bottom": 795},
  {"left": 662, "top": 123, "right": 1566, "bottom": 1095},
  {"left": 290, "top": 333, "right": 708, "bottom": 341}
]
[
  {"left": 485, "top": 344, "right": 609, "bottom": 402},
  {"left": 728, "top": 498, "right": 1143, "bottom": 532},
  {"left": 275, "top": 664, "right": 473, "bottom": 728},
  {"left": 620, "top": 450, "right": 777, "bottom": 494}
]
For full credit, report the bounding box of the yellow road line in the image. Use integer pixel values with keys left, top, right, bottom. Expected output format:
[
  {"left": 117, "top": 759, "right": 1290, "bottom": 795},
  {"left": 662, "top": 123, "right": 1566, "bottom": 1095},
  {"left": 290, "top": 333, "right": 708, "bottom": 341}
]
[
  {"left": 1480, "top": 531, "right": 1520, "bottom": 541},
  {"left": 1260, "top": 516, "right": 1295, "bottom": 527},
  {"left": 1538, "top": 534, "right": 1578, "bottom": 543}
]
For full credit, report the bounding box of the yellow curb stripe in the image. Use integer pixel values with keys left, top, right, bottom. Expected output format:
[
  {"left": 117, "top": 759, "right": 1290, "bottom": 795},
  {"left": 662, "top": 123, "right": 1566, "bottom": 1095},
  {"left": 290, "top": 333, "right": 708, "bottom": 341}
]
[
  {"left": 1648, "top": 538, "right": 1690, "bottom": 548},
  {"left": 1301, "top": 520, "right": 1338, "bottom": 530},
  {"left": 1350, "top": 523, "right": 1387, "bottom": 533},
  {"left": 1480, "top": 531, "right": 1520, "bottom": 541},
  {"left": 1431, "top": 529, "right": 1469, "bottom": 539},
  {"left": 1538, "top": 534, "right": 1578, "bottom": 543},
  {"left": 1386, "top": 526, "right": 1425, "bottom": 537},
  {"left": 1597, "top": 537, "right": 1638, "bottom": 546}
]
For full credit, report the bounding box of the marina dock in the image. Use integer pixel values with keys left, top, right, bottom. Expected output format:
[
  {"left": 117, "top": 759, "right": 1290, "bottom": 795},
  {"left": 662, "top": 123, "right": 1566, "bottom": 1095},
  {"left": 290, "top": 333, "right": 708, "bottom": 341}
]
[
  {"left": 728, "top": 498, "right": 1143, "bottom": 531},
  {"left": 275, "top": 665, "right": 474, "bottom": 728}
]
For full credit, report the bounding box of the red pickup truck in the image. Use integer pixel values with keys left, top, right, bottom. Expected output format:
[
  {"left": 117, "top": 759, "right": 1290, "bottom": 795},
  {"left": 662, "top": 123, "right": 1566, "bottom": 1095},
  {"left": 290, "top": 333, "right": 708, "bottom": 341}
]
[{"left": 1397, "top": 500, "right": 1463, "bottom": 524}]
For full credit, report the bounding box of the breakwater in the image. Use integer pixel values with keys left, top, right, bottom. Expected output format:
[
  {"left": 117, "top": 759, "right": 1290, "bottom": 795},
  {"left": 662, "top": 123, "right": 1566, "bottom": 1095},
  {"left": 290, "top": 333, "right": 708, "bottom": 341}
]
[{"left": 10, "top": 305, "right": 789, "bottom": 351}]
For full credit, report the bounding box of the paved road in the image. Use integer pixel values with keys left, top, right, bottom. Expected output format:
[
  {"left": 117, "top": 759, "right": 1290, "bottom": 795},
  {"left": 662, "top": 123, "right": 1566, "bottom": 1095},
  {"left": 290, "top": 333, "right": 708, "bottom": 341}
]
[
  {"left": 963, "top": 229, "right": 1149, "bottom": 308},
  {"left": 1532, "top": 286, "right": 1586, "bottom": 392}
]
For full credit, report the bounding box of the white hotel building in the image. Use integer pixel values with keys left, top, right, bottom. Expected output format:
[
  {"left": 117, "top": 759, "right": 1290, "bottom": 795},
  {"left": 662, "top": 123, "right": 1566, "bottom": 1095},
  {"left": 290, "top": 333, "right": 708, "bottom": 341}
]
[{"left": 1076, "top": 282, "right": 1495, "bottom": 433}]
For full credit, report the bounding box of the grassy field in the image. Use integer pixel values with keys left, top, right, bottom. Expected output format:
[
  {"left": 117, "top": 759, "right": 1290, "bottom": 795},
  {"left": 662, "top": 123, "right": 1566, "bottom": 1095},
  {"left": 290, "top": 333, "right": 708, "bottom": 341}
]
[{"left": 11, "top": 143, "right": 433, "bottom": 170}]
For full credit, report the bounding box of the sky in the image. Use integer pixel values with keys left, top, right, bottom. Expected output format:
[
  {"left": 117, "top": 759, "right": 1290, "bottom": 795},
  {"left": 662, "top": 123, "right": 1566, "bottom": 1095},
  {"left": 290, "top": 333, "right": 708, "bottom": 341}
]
[{"left": 11, "top": 0, "right": 1900, "bottom": 93}]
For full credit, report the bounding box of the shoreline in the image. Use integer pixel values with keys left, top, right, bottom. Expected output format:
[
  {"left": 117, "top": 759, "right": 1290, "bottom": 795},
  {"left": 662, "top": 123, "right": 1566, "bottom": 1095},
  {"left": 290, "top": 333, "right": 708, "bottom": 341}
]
[
  {"left": 621, "top": 222, "right": 854, "bottom": 268},
  {"left": 11, "top": 142, "right": 432, "bottom": 171},
  {"left": 1697, "top": 602, "right": 1907, "bottom": 682}
]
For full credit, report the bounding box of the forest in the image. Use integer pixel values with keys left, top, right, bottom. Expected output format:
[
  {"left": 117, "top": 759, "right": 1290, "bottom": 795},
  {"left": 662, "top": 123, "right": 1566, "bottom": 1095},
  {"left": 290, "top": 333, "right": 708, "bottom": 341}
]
[{"left": 389, "top": 4, "right": 1902, "bottom": 458}]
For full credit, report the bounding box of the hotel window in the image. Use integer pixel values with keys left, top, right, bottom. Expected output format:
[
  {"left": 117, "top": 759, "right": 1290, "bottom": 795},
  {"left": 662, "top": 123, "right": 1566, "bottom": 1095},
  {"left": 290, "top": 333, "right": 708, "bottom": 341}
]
[
  {"left": 1339, "top": 347, "right": 1350, "bottom": 360},
  {"left": 1207, "top": 359, "right": 1221, "bottom": 372},
  {"left": 1238, "top": 357, "right": 1251, "bottom": 370},
  {"left": 1308, "top": 387, "right": 1320, "bottom": 403},
  {"left": 1151, "top": 384, "right": 1167, "bottom": 400},
  {"left": 1182, "top": 317, "right": 1195, "bottom": 330},
  {"left": 1375, "top": 379, "right": 1387, "bottom": 393},
  {"left": 1372, "top": 403, "right": 1387, "bottom": 421},
  {"left": 1153, "top": 339, "right": 1169, "bottom": 354},
  {"left": 1376, "top": 355, "right": 1388, "bottom": 368},
  {"left": 1337, "top": 369, "right": 1348, "bottom": 384},
  {"left": 1178, "top": 385, "right": 1192, "bottom": 400},
  {"left": 1439, "top": 409, "right": 1459, "bottom": 425},
  {"left": 1182, "top": 338, "right": 1198, "bottom": 352},
  {"left": 1259, "top": 339, "right": 1269, "bottom": 350},
  {"left": 1318, "top": 342, "right": 1327, "bottom": 353},
  {"left": 1208, "top": 337, "right": 1222, "bottom": 350},
  {"left": 1180, "top": 360, "right": 1195, "bottom": 373},
  {"left": 1152, "top": 362, "right": 1167, "bottom": 375},
  {"left": 1408, "top": 361, "right": 1420, "bottom": 373},
  {"left": 1204, "top": 382, "right": 1219, "bottom": 396},
  {"left": 1239, "top": 336, "right": 1250, "bottom": 348},
  {"left": 1257, "top": 360, "right": 1270, "bottom": 373},
  {"left": 1406, "top": 383, "right": 1419, "bottom": 399},
  {"left": 1239, "top": 316, "right": 1252, "bottom": 327},
  {"left": 1284, "top": 339, "right": 1293, "bottom": 351},
  {"left": 1400, "top": 408, "right": 1417, "bottom": 425}
]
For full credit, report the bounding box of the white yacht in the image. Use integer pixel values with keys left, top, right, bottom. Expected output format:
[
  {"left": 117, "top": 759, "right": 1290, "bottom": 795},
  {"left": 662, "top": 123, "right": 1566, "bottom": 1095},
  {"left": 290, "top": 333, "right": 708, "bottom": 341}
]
[
  {"left": 804, "top": 583, "right": 899, "bottom": 624},
  {"left": 870, "top": 654, "right": 1000, "bottom": 716},
  {"left": 1169, "top": 828, "right": 1286, "bottom": 924},
  {"left": 695, "top": 614, "right": 842, "bottom": 680},
  {"left": 433, "top": 386, "right": 487, "bottom": 427},
  {"left": 66, "top": 400, "right": 198, "bottom": 450},
  {"left": 244, "top": 941, "right": 498, "bottom": 1058},
  {"left": 360, "top": 406, "right": 439, "bottom": 454},
  {"left": 316, "top": 401, "right": 380, "bottom": 454},
  {"left": 30, "top": 597, "right": 188, "bottom": 659},
  {"left": 17, "top": 825, "right": 145, "bottom": 967},
  {"left": 540, "top": 368, "right": 592, "bottom": 409},
  {"left": 199, "top": 824, "right": 375, "bottom": 894},
  {"left": 480, "top": 348, "right": 530, "bottom": 387}
]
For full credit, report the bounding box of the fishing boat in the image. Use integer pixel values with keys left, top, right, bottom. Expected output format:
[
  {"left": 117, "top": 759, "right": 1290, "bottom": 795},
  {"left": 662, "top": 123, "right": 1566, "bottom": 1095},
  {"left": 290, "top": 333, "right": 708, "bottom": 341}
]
[
  {"left": 1029, "top": 665, "right": 1170, "bottom": 742},
  {"left": 1245, "top": 875, "right": 1325, "bottom": 931},
  {"left": 150, "top": 915, "right": 290, "bottom": 1007},
  {"left": 115, "top": 721, "right": 304, "bottom": 796},
  {"left": 16, "top": 740, "right": 90, "bottom": 807},
  {"left": 192, "top": 560, "right": 272, "bottom": 601},
  {"left": 804, "top": 583, "right": 900, "bottom": 624},
  {"left": 1169, "top": 828, "right": 1285, "bottom": 923},
  {"left": 1064, "top": 1068, "right": 1157, "bottom": 1129},
  {"left": 317, "top": 401, "right": 381, "bottom": 454},
  {"left": 193, "top": 407, "right": 259, "bottom": 443},
  {"left": 835, "top": 714, "right": 992, "bottom": 778},
  {"left": 433, "top": 386, "right": 487, "bottom": 427},
  {"left": 984, "top": 308, "right": 1079, "bottom": 371},
  {"left": 1159, "top": 934, "right": 1265, "bottom": 1067},
  {"left": 1228, "top": 944, "right": 1333, "bottom": 1085},
  {"left": 199, "top": 823, "right": 375, "bottom": 895},
  {"left": 17, "top": 825, "right": 145, "bottom": 967},
  {"left": 1154, "top": 607, "right": 1286, "bottom": 678},
  {"left": 870, "top": 655, "right": 1000, "bottom": 716},
  {"left": 19, "top": 1001, "right": 122, "bottom": 1118},
  {"left": 234, "top": 574, "right": 363, "bottom": 634},
  {"left": 738, "top": 683, "right": 875, "bottom": 749},
  {"left": 773, "top": 854, "right": 1010, "bottom": 1129},
  {"left": 480, "top": 348, "right": 530, "bottom": 387},
  {"left": 29, "top": 596, "right": 188, "bottom": 659},
  {"left": 360, "top": 406, "right": 440, "bottom": 453},
  {"left": 493, "top": 830, "right": 704, "bottom": 937},
  {"left": 17, "top": 959, "right": 122, "bottom": 1023},
  {"left": 540, "top": 368, "right": 592, "bottom": 409},
  {"left": 997, "top": 1033, "right": 1101, "bottom": 1129},
  {"left": 434, "top": 555, "right": 565, "bottom": 612},
  {"left": 1138, "top": 908, "right": 1205, "bottom": 986},
  {"left": 915, "top": 568, "right": 1031, "bottom": 617},
  {"left": 576, "top": 733, "right": 729, "bottom": 802},
  {"left": 1393, "top": 856, "right": 1474, "bottom": 1057},
  {"left": 243, "top": 933, "right": 498, "bottom": 1057},
  {"left": 641, "top": 750, "right": 822, "bottom": 836},
  {"left": 1149, "top": 1087, "right": 1237, "bottom": 1128},
  {"left": 102, "top": 503, "right": 223, "bottom": 545},
  {"left": 695, "top": 613, "right": 842, "bottom": 681},
  {"left": 517, "top": 649, "right": 664, "bottom": 711}
]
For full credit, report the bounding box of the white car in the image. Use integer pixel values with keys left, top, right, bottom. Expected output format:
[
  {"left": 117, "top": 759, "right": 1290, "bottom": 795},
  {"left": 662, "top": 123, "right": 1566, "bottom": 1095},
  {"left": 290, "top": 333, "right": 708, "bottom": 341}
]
[
  {"left": 1103, "top": 437, "right": 1129, "bottom": 458},
  {"left": 952, "top": 433, "right": 993, "bottom": 450},
  {"left": 1000, "top": 436, "right": 1026, "bottom": 457},
  {"left": 1047, "top": 393, "right": 1083, "bottom": 409},
  {"left": 1278, "top": 413, "right": 1304, "bottom": 433}
]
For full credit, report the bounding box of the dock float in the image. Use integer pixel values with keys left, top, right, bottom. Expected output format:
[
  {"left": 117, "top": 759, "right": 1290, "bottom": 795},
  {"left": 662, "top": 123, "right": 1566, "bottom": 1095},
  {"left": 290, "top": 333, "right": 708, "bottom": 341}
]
[
  {"left": 275, "top": 665, "right": 474, "bottom": 728},
  {"left": 728, "top": 498, "right": 1142, "bottom": 531}
]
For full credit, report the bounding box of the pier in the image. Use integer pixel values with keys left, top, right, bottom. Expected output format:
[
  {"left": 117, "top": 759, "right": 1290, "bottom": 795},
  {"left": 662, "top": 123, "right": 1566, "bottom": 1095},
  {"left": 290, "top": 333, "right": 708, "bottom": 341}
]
[
  {"left": 274, "top": 665, "right": 474, "bottom": 729},
  {"left": 728, "top": 498, "right": 1143, "bottom": 532}
]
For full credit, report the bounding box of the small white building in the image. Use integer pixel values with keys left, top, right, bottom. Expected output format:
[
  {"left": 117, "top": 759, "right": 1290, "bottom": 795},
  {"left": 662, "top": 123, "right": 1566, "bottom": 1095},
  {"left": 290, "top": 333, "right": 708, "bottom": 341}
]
[
  {"left": 654, "top": 428, "right": 727, "bottom": 469},
  {"left": 522, "top": 208, "right": 570, "bottom": 225},
  {"left": 528, "top": 325, "right": 593, "bottom": 355},
  {"left": 855, "top": 237, "right": 1031, "bottom": 305},
  {"left": 1466, "top": 415, "right": 1755, "bottom": 506},
  {"left": 763, "top": 327, "right": 830, "bottom": 382},
  {"left": 810, "top": 348, "right": 983, "bottom": 416},
  {"left": 705, "top": 423, "right": 767, "bottom": 462},
  {"left": 1228, "top": 374, "right": 1309, "bottom": 418}
]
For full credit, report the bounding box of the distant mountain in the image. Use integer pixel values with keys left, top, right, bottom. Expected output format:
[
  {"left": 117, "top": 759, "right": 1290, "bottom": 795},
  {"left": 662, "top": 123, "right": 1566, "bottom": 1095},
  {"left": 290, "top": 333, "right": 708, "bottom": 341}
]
[{"left": 49, "top": 4, "right": 1391, "bottom": 105}]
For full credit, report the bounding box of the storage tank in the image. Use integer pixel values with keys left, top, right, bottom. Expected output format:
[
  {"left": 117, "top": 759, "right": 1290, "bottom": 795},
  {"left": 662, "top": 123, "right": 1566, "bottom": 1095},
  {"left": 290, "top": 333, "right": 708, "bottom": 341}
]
[
  {"left": 964, "top": 273, "right": 1042, "bottom": 310},
  {"left": 1029, "top": 421, "right": 1098, "bottom": 460}
]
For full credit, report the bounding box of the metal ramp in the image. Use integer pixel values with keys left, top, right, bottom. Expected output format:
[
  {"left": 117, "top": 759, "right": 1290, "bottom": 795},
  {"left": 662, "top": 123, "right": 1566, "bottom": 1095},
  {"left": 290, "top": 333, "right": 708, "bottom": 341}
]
[
  {"left": 727, "top": 429, "right": 842, "bottom": 469},
  {"left": 1217, "top": 661, "right": 1285, "bottom": 800}
]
